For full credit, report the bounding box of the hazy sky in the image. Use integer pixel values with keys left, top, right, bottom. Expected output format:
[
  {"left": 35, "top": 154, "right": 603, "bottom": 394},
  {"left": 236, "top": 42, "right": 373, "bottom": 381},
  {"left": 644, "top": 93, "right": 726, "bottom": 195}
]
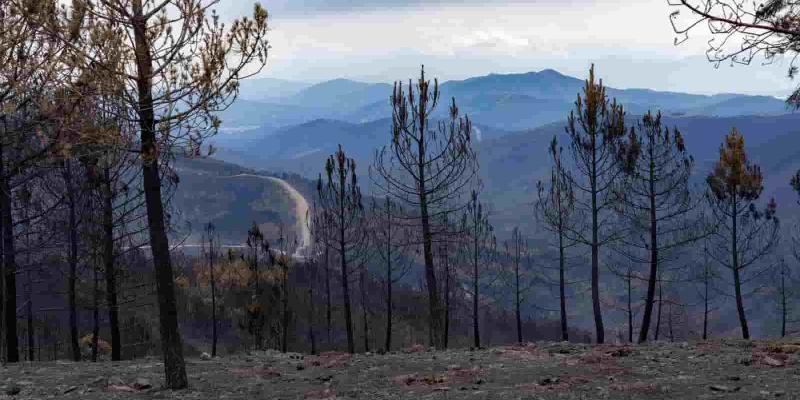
[{"left": 217, "top": 0, "right": 793, "bottom": 96}]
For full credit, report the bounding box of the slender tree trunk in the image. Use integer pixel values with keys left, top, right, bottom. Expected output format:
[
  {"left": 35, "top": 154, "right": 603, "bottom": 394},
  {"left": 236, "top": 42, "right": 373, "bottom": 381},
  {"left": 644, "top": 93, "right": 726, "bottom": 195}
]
[
  {"left": 655, "top": 278, "right": 663, "bottom": 341},
  {"left": 703, "top": 265, "right": 709, "bottom": 340},
  {"left": 308, "top": 276, "right": 317, "bottom": 355},
  {"left": 627, "top": 266, "right": 633, "bottom": 343},
  {"left": 1, "top": 149, "right": 18, "bottom": 364},
  {"left": 384, "top": 219, "right": 393, "bottom": 352},
  {"left": 416, "top": 135, "right": 443, "bottom": 349},
  {"left": 360, "top": 269, "right": 369, "bottom": 353},
  {"left": 590, "top": 135, "right": 604, "bottom": 344},
  {"left": 281, "top": 263, "right": 289, "bottom": 353},
  {"left": 338, "top": 170, "right": 355, "bottom": 354},
  {"left": 730, "top": 195, "right": 749, "bottom": 339},
  {"left": 324, "top": 247, "right": 331, "bottom": 345},
  {"left": 91, "top": 261, "right": 99, "bottom": 362},
  {"left": 209, "top": 237, "right": 217, "bottom": 357},
  {"left": 251, "top": 239, "right": 262, "bottom": 350},
  {"left": 472, "top": 232, "right": 480, "bottom": 349},
  {"left": 102, "top": 169, "right": 121, "bottom": 361},
  {"left": 515, "top": 252, "right": 522, "bottom": 344},
  {"left": 65, "top": 162, "right": 80, "bottom": 362},
  {"left": 25, "top": 268, "right": 33, "bottom": 362},
  {"left": 23, "top": 205, "right": 33, "bottom": 362},
  {"left": 781, "top": 265, "right": 787, "bottom": 338},
  {"left": 132, "top": 2, "right": 187, "bottom": 388},
  {"left": 639, "top": 154, "right": 659, "bottom": 343},
  {"left": 558, "top": 231, "right": 568, "bottom": 341},
  {"left": 443, "top": 247, "right": 450, "bottom": 349}
]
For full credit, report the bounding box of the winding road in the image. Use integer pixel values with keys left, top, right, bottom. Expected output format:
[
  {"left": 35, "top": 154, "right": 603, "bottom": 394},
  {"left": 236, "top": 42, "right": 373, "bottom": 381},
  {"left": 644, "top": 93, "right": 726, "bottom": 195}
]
[{"left": 222, "top": 174, "right": 312, "bottom": 258}]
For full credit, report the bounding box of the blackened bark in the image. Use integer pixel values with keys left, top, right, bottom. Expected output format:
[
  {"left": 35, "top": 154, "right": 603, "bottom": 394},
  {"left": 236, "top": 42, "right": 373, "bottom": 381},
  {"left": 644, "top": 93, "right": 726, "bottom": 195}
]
[
  {"left": 209, "top": 239, "right": 217, "bottom": 357},
  {"left": 65, "top": 162, "right": 80, "bottom": 362},
  {"left": 384, "top": 215, "right": 393, "bottom": 352},
  {"left": 515, "top": 252, "right": 522, "bottom": 344},
  {"left": 590, "top": 132, "right": 604, "bottom": 344},
  {"left": 281, "top": 263, "right": 289, "bottom": 353},
  {"left": 102, "top": 168, "right": 121, "bottom": 361},
  {"left": 92, "top": 264, "right": 99, "bottom": 362},
  {"left": 416, "top": 133, "right": 443, "bottom": 349},
  {"left": 360, "top": 270, "right": 369, "bottom": 353},
  {"left": 0, "top": 142, "right": 17, "bottom": 362},
  {"left": 324, "top": 247, "right": 331, "bottom": 345},
  {"left": 132, "top": 2, "right": 187, "bottom": 388},
  {"left": 558, "top": 231, "right": 568, "bottom": 342},
  {"left": 443, "top": 244, "right": 450, "bottom": 349},
  {"left": 655, "top": 279, "right": 663, "bottom": 341},
  {"left": 638, "top": 150, "right": 659, "bottom": 343},
  {"left": 730, "top": 195, "right": 749, "bottom": 339},
  {"left": 472, "top": 230, "right": 480, "bottom": 349},
  {"left": 703, "top": 265, "right": 709, "bottom": 340}
]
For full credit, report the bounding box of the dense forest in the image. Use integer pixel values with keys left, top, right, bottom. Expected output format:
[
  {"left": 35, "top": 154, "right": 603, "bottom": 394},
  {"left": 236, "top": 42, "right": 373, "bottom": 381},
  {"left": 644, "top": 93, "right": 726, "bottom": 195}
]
[{"left": 2, "top": 0, "right": 800, "bottom": 394}]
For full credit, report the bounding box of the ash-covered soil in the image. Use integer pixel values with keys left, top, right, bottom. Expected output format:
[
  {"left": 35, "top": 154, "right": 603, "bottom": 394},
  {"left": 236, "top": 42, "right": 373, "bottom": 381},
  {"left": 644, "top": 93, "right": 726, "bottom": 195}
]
[{"left": 2, "top": 340, "right": 800, "bottom": 399}]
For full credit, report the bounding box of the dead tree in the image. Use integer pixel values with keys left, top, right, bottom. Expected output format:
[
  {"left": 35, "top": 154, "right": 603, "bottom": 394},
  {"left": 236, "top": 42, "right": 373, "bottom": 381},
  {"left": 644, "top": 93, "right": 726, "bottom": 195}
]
[
  {"left": 370, "top": 198, "right": 411, "bottom": 352},
  {"left": 359, "top": 268, "right": 370, "bottom": 353},
  {"left": 536, "top": 136, "right": 578, "bottom": 342},
  {"left": 613, "top": 111, "right": 705, "bottom": 343},
  {"left": 47, "top": 0, "right": 269, "bottom": 387},
  {"left": 0, "top": 1, "right": 69, "bottom": 363},
  {"left": 503, "top": 228, "right": 533, "bottom": 344},
  {"left": 706, "top": 129, "right": 779, "bottom": 339},
  {"left": 245, "top": 223, "right": 268, "bottom": 350},
  {"left": 317, "top": 145, "right": 367, "bottom": 354},
  {"left": 373, "top": 66, "right": 478, "bottom": 349},
  {"left": 460, "top": 190, "right": 495, "bottom": 349},
  {"left": 563, "top": 65, "right": 629, "bottom": 344},
  {"left": 203, "top": 223, "right": 219, "bottom": 357},
  {"left": 695, "top": 241, "right": 720, "bottom": 340},
  {"left": 309, "top": 201, "right": 332, "bottom": 349}
]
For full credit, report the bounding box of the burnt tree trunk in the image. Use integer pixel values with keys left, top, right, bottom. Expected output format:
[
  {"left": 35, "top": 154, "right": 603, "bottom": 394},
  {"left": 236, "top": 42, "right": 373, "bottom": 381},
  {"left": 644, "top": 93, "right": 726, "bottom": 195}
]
[
  {"left": 65, "top": 162, "right": 80, "bottom": 362},
  {"left": 730, "top": 195, "right": 749, "bottom": 339},
  {"left": 638, "top": 151, "right": 659, "bottom": 343},
  {"left": 131, "top": 1, "right": 187, "bottom": 388},
  {"left": 102, "top": 168, "right": 121, "bottom": 361}
]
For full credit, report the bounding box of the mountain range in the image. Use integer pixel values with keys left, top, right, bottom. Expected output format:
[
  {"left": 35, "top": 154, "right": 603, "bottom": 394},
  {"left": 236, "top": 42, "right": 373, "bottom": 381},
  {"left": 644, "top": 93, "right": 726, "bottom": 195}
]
[
  {"left": 201, "top": 68, "right": 800, "bottom": 242},
  {"left": 219, "top": 69, "right": 790, "bottom": 134}
]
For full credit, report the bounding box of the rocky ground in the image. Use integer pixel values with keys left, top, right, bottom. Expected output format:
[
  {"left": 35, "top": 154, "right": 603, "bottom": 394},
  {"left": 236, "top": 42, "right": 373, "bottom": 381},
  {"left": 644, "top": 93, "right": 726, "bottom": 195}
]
[{"left": 2, "top": 340, "right": 800, "bottom": 399}]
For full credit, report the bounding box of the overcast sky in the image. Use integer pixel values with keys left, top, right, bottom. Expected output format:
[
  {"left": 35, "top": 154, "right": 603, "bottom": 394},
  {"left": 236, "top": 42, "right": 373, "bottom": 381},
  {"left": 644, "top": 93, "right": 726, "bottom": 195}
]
[{"left": 216, "top": 0, "right": 793, "bottom": 96}]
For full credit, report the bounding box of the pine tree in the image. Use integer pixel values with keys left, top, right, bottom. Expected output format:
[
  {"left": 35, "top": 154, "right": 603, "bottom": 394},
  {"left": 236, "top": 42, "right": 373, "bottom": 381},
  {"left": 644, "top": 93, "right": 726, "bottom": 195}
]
[
  {"left": 317, "top": 146, "right": 367, "bottom": 354},
  {"left": 373, "top": 66, "right": 477, "bottom": 349},
  {"left": 706, "top": 128, "right": 779, "bottom": 339},
  {"left": 613, "top": 111, "right": 704, "bottom": 343},
  {"left": 536, "top": 136, "right": 578, "bottom": 342},
  {"left": 563, "top": 65, "right": 629, "bottom": 344}
]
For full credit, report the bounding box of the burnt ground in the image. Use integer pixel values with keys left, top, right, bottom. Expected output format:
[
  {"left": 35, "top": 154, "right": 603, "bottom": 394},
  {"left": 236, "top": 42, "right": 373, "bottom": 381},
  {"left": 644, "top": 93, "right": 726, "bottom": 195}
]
[{"left": 2, "top": 340, "right": 800, "bottom": 399}]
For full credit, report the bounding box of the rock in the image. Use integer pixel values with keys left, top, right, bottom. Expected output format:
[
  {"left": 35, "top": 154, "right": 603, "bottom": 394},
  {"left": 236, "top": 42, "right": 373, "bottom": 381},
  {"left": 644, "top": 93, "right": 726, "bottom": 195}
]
[
  {"left": 539, "top": 377, "right": 560, "bottom": 386},
  {"left": 763, "top": 356, "right": 784, "bottom": 367},
  {"left": 200, "top": 352, "right": 212, "bottom": 361},
  {"left": 132, "top": 378, "right": 152, "bottom": 390},
  {"left": 63, "top": 386, "right": 78, "bottom": 394},
  {"left": 4, "top": 386, "right": 21, "bottom": 396},
  {"left": 90, "top": 377, "right": 107, "bottom": 386},
  {"left": 709, "top": 385, "right": 740, "bottom": 393}
]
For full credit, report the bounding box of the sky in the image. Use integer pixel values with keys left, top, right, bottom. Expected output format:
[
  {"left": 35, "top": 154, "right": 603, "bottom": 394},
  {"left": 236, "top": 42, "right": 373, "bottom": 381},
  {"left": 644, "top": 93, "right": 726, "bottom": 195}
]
[{"left": 215, "top": 0, "right": 794, "bottom": 97}]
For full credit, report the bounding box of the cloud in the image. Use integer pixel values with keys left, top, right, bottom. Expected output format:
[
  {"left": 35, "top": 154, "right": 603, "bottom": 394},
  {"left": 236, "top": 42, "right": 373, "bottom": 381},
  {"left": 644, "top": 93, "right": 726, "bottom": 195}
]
[{"left": 215, "top": 0, "right": 793, "bottom": 96}]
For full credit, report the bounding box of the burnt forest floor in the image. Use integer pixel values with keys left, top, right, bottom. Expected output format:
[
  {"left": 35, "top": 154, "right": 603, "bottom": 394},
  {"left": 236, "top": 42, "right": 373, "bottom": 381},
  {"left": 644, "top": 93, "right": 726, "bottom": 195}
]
[{"left": 2, "top": 339, "right": 800, "bottom": 399}]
